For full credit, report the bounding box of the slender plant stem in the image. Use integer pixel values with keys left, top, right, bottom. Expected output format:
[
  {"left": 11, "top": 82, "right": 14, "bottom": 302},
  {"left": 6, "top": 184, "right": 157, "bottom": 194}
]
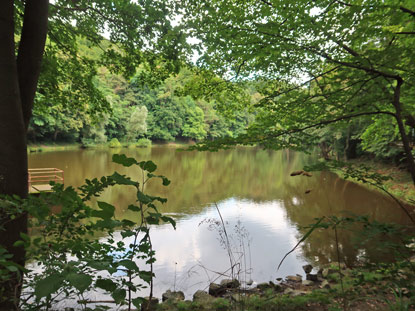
[{"left": 334, "top": 225, "right": 346, "bottom": 311}]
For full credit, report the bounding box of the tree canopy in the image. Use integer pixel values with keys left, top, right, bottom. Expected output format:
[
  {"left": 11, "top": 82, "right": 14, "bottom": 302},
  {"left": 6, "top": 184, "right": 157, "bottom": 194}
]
[{"left": 182, "top": 0, "right": 415, "bottom": 182}]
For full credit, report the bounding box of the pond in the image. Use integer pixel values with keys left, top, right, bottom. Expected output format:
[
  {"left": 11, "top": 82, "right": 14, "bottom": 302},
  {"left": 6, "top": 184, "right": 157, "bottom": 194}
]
[{"left": 28, "top": 146, "right": 412, "bottom": 301}]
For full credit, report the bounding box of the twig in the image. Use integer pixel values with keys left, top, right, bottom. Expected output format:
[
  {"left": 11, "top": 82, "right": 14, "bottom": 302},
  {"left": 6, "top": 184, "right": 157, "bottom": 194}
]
[{"left": 334, "top": 225, "right": 346, "bottom": 311}]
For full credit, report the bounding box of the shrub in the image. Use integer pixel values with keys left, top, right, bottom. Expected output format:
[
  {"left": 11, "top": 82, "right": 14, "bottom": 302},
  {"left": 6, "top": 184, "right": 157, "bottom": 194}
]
[
  {"left": 136, "top": 138, "right": 152, "bottom": 148},
  {"left": 108, "top": 138, "right": 122, "bottom": 148}
]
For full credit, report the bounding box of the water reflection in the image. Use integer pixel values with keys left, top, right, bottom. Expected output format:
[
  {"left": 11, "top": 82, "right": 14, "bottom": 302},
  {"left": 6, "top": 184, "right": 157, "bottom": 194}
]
[{"left": 28, "top": 146, "right": 412, "bottom": 298}]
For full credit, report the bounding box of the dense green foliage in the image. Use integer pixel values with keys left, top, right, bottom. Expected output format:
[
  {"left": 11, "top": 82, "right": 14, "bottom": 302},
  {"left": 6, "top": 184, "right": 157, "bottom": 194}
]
[
  {"left": 29, "top": 61, "right": 256, "bottom": 145},
  {"left": 181, "top": 0, "right": 415, "bottom": 178}
]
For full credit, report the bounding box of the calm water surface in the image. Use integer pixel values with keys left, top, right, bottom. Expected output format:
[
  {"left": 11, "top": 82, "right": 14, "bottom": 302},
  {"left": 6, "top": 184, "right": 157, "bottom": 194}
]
[{"left": 28, "top": 146, "right": 412, "bottom": 300}]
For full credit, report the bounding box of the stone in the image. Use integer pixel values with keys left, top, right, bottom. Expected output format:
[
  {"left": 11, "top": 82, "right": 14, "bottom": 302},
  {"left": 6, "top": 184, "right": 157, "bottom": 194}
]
[
  {"left": 321, "top": 280, "right": 331, "bottom": 289},
  {"left": 286, "top": 275, "right": 302, "bottom": 282},
  {"left": 246, "top": 279, "right": 253, "bottom": 286},
  {"left": 257, "top": 282, "right": 272, "bottom": 291},
  {"left": 208, "top": 283, "right": 226, "bottom": 297},
  {"left": 283, "top": 287, "right": 294, "bottom": 295},
  {"left": 291, "top": 290, "right": 308, "bottom": 297},
  {"left": 306, "top": 273, "right": 318, "bottom": 282},
  {"left": 302, "top": 280, "right": 314, "bottom": 286},
  {"left": 193, "top": 290, "right": 215, "bottom": 303},
  {"left": 162, "top": 290, "right": 185, "bottom": 302},
  {"left": 302, "top": 264, "right": 313, "bottom": 274},
  {"left": 220, "top": 278, "right": 240, "bottom": 289},
  {"left": 322, "top": 268, "right": 337, "bottom": 278},
  {"left": 140, "top": 297, "right": 159, "bottom": 311}
]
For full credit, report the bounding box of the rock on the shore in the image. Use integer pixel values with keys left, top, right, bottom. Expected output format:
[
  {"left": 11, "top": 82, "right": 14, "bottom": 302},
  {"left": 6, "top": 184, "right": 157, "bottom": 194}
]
[
  {"left": 302, "top": 280, "right": 314, "bottom": 286},
  {"left": 286, "top": 275, "right": 302, "bottom": 282},
  {"left": 209, "top": 283, "right": 226, "bottom": 297},
  {"left": 302, "top": 264, "right": 313, "bottom": 274},
  {"left": 321, "top": 280, "right": 331, "bottom": 289},
  {"left": 322, "top": 268, "right": 337, "bottom": 278},
  {"left": 220, "top": 278, "right": 240, "bottom": 289},
  {"left": 162, "top": 290, "right": 185, "bottom": 302},
  {"left": 306, "top": 273, "right": 319, "bottom": 282},
  {"left": 193, "top": 290, "right": 215, "bottom": 303},
  {"left": 209, "top": 279, "right": 239, "bottom": 297}
]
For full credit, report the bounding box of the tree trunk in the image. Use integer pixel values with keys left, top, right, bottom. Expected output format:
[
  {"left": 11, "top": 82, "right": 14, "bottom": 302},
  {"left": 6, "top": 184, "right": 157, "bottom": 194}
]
[
  {"left": 0, "top": 1, "right": 28, "bottom": 309},
  {"left": 0, "top": 1, "right": 48, "bottom": 309},
  {"left": 17, "top": 0, "right": 49, "bottom": 131},
  {"left": 393, "top": 78, "right": 415, "bottom": 185}
]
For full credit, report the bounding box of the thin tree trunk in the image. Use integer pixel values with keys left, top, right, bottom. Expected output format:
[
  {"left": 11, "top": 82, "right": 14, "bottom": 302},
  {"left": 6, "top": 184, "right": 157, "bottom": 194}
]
[
  {"left": 393, "top": 78, "right": 415, "bottom": 185},
  {"left": 17, "top": 0, "right": 49, "bottom": 131}
]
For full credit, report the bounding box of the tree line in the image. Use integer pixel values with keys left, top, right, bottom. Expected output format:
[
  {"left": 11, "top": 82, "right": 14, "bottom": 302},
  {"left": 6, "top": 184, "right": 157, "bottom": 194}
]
[{"left": 28, "top": 60, "right": 256, "bottom": 145}]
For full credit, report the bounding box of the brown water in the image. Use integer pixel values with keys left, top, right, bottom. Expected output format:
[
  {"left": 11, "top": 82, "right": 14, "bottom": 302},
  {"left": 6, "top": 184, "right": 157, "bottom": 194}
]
[{"left": 28, "top": 146, "right": 412, "bottom": 300}]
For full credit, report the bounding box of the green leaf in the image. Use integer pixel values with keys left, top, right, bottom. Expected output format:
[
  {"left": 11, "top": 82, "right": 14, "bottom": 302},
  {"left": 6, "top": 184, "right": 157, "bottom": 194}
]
[
  {"left": 19, "top": 232, "right": 30, "bottom": 242},
  {"left": 110, "top": 172, "right": 138, "bottom": 186},
  {"left": 96, "top": 278, "right": 117, "bottom": 292},
  {"left": 88, "top": 261, "right": 113, "bottom": 272},
  {"left": 161, "top": 177, "right": 171, "bottom": 186},
  {"left": 146, "top": 214, "right": 160, "bottom": 225},
  {"left": 112, "top": 288, "right": 126, "bottom": 304},
  {"left": 94, "top": 219, "right": 121, "bottom": 229},
  {"left": 137, "top": 191, "right": 152, "bottom": 204},
  {"left": 34, "top": 274, "right": 64, "bottom": 298},
  {"left": 67, "top": 273, "right": 92, "bottom": 293},
  {"left": 139, "top": 160, "right": 157, "bottom": 173},
  {"left": 112, "top": 154, "right": 138, "bottom": 167},
  {"left": 91, "top": 201, "right": 115, "bottom": 220},
  {"left": 132, "top": 297, "right": 145, "bottom": 308},
  {"left": 13, "top": 240, "right": 25, "bottom": 247},
  {"left": 161, "top": 216, "right": 176, "bottom": 229},
  {"left": 6, "top": 265, "right": 18, "bottom": 272},
  {"left": 127, "top": 204, "right": 140, "bottom": 212},
  {"left": 120, "top": 229, "right": 135, "bottom": 238},
  {"left": 138, "top": 270, "right": 153, "bottom": 283},
  {"left": 117, "top": 259, "right": 139, "bottom": 272}
]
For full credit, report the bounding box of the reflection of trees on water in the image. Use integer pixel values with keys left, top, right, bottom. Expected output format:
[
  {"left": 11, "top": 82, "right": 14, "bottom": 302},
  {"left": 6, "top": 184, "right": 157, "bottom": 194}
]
[
  {"left": 282, "top": 171, "right": 413, "bottom": 266},
  {"left": 28, "top": 147, "right": 411, "bottom": 266},
  {"left": 30, "top": 147, "right": 313, "bottom": 215}
]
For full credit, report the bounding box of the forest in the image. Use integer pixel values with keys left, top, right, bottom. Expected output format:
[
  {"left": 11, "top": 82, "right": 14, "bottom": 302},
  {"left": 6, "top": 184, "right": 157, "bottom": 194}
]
[
  {"left": 1, "top": 0, "right": 415, "bottom": 310},
  {"left": 28, "top": 39, "right": 256, "bottom": 146}
]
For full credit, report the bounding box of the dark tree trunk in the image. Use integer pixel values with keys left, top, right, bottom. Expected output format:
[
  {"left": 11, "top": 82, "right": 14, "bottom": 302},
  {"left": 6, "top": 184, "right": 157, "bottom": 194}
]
[
  {"left": 17, "top": 0, "right": 49, "bottom": 131},
  {"left": 393, "top": 78, "right": 415, "bottom": 185},
  {"left": 0, "top": 2, "right": 28, "bottom": 308},
  {"left": 0, "top": 1, "right": 48, "bottom": 309}
]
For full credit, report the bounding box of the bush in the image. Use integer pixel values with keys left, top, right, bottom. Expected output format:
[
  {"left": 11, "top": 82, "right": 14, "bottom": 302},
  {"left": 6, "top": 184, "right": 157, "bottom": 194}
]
[
  {"left": 108, "top": 138, "right": 122, "bottom": 148},
  {"left": 136, "top": 138, "right": 152, "bottom": 148}
]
